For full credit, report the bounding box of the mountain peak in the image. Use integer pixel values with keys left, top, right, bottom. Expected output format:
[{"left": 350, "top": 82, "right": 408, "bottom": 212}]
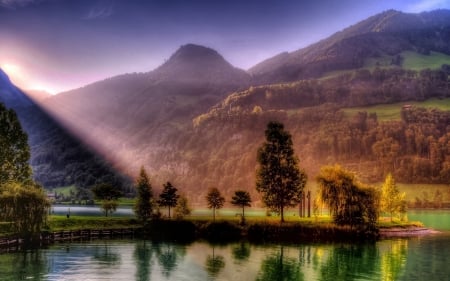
[
  {"left": 153, "top": 44, "right": 250, "bottom": 86},
  {"left": 170, "top": 44, "right": 224, "bottom": 62}
]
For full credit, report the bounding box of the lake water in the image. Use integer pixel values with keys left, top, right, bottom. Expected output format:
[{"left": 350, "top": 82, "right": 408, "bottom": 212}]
[{"left": 0, "top": 210, "right": 449, "bottom": 281}]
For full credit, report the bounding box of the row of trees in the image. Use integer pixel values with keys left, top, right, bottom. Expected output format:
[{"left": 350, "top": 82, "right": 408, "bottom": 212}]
[{"left": 254, "top": 121, "right": 407, "bottom": 228}]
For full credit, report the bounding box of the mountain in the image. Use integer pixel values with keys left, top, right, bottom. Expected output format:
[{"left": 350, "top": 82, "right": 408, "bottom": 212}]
[
  {"left": 0, "top": 68, "right": 129, "bottom": 189},
  {"left": 249, "top": 9, "right": 450, "bottom": 83},
  {"left": 41, "top": 44, "right": 251, "bottom": 182},
  {"left": 17, "top": 10, "right": 450, "bottom": 204}
]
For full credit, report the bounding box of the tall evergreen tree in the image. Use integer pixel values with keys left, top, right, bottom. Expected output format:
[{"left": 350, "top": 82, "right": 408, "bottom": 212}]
[
  {"left": 134, "top": 166, "right": 154, "bottom": 223},
  {"left": 206, "top": 187, "right": 225, "bottom": 222},
  {"left": 256, "top": 121, "right": 307, "bottom": 222},
  {"left": 0, "top": 103, "right": 32, "bottom": 184},
  {"left": 158, "top": 182, "right": 179, "bottom": 218}
]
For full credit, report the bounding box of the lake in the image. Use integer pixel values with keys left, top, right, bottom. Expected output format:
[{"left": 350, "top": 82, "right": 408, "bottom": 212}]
[{"left": 1, "top": 210, "right": 449, "bottom": 281}]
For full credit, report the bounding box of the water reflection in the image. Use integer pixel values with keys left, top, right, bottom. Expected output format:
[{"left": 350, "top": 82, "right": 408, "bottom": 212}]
[
  {"left": 319, "top": 244, "right": 379, "bottom": 281},
  {"left": 205, "top": 246, "right": 225, "bottom": 279},
  {"left": 232, "top": 242, "right": 251, "bottom": 264},
  {"left": 155, "top": 242, "right": 186, "bottom": 278},
  {"left": 256, "top": 246, "right": 304, "bottom": 281},
  {"left": 134, "top": 241, "right": 153, "bottom": 281},
  {"left": 0, "top": 234, "right": 448, "bottom": 281},
  {"left": 380, "top": 239, "right": 407, "bottom": 281}
]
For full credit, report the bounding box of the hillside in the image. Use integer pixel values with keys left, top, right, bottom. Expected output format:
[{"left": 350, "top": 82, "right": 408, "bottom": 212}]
[
  {"left": 0, "top": 68, "right": 129, "bottom": 189},
  {"left": 41, "top": 44, "right": 251, "bottom": 180},
  {"left": 14, "top": 10, "right": 450, "bottom": 205},
  {"left": 249, "top": 9, "right": 450, "bottom": 83}
]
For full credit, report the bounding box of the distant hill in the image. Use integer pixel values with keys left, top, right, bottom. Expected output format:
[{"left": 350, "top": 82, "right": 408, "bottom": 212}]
[
  {"left": 249, "top": 9, "right": 450, "bottom": 83},
  {"left": 41, "top": 44, "right": 251, "bottom": 181},
  {"left": 0, "top": 68, "right": 129, "bottom": 189}
]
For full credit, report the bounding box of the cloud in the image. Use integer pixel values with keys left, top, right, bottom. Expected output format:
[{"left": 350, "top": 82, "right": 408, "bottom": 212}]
[
  {"left": 0, "top": 0, "right": 38, "bottom": 9},
  {"left": 407, "top": 0, "right": 450, "bottom": 12},
  {"left": 84, "top": 2, "right": 114, "bottom": 20}
]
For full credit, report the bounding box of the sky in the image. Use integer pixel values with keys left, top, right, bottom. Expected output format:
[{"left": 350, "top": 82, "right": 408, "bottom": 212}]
[{"left": 1, "top": 0, "right": 450, "bottom": 94}]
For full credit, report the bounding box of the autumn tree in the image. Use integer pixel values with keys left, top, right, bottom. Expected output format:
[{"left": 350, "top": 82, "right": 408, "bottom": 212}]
[
  {"left": 256, "top": 121, "right": 307, "bottom": 222},
  {"left": 231, "top": 190, "right": 251, "bottom": 219},
  {"left": 134, "top": 167, "right": 154, "bottom": 223},
  {"left": 158, "top": 182, "right": 179, "bottom": 218},
  {"left": 317, "top": 165, "right": 379, "bottom": 229},
  {"left": 0, "top": 103, "right": 32, "bottom": 185},
  {"left": 206, "top": 187, "right": 225, "bottom": 222},
  {"left": 380, "top": 173, "right": 407, "bottom": 221},
  {"left": 92, "top": 183, "right": 122, "bottom": 217}
]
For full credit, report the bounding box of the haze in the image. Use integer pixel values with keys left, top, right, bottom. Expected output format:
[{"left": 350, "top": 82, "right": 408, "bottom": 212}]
[{"left": 1, "top": 0, "right": 450, "bottom": 94}]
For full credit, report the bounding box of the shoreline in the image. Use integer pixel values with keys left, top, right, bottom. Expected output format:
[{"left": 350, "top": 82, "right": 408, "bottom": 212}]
[{"left": 379, "top": 226, "right": 439, "bottom": 237}]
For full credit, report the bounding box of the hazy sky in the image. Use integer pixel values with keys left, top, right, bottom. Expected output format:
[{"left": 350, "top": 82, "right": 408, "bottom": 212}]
[{"left": 1, "top": 0, "right": 449, "bottom": 94}]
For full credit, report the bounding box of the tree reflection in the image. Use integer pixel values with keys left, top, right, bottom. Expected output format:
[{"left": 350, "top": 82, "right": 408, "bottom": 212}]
[
  {"left": 134, "top": 240, "right": 153, "bottom": 281},
  {"left": 380, "top": 239, "right": 407, "bottom": 281},
  {"left": 232, "top": 242, "right": 251, "bottom": 264},
  {"left": 205, "top": 246, "right": 225, "bottom": 279},
  {"left": 319, "top": 244, "right": 378, "bottom": 281},
  {"left": 93, "top": 243, "right": 121, "bottom": 265},
  {"left": 155, "top": 242, "right": 186, "bottom": 278},
  {"left": 0, "top": 250, "right": 48, "bottom": 281},
  {"left": 256, "top": 246, "right": 304, "bottom": 281}
]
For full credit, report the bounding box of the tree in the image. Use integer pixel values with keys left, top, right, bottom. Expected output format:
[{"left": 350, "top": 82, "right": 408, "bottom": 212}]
[
  {"left": 256, "top": 121, "right": 307, "bottom": 222},
  {"left": 158, "top": 182, "right": 179, "bottom": 218},
  {"left": 317, "top": 165, "right": 379, "bottom": 229},
  {"left": 174, "top": 194, "right": 191, "bottom": 219},
  {"left": 380, "top": 173, "right": 407, "bottom": 221},
  {"left": 206, "top": 187, "right": 225, "bottom": 222},
  {"left": 0, "top": 182, "right": 50, "bottom": 241},
  {"left": 134, "top": 167, "right": 154, "bottom": 223},
  {"left": 231, "top": 190, "right": 251, "bottom": 219},
  {"left": 0, "top": 103, "right": 32, "bottom": 185},
  {"left": 92, "top": 183, "right": 122, "bottom": 217}
]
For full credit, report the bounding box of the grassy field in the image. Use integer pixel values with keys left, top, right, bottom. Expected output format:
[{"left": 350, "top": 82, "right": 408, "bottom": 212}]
[
  {"left": 401, "top": 51, "right": 450, "bottom": 70},
  {"left": 342, "top": 97, "right": 450, "bottom": 121},
  {"left": 50, "top": 185, "right": 76, "bottom": 196}
]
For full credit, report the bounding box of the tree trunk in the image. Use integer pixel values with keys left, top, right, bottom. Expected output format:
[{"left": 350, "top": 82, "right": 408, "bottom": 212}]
[
  {"left": 280, "top": 206, "right": 285, "bottom": 222},
  {"left": 213, "top": 207, "right": 216, "bottom": 222},
  {"left": 168, "top": 206, "right": 171, "bottom": 219},
  {"left": 242, "top": 206, "right": 245, "bottom": 218}
]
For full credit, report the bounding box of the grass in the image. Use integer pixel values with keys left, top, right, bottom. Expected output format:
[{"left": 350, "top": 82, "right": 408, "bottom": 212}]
[
  {"left": 47, "top": 215, "right": 140, "bottom": 231},
  {"left": 401, "top": 51, "right": 450, "bottom": 70},
  {"left": 50, "top": 185, "right": 76, "bottom": 196},
  {"left": 341, "top": 97, "right": 450, "bottom": 121}
]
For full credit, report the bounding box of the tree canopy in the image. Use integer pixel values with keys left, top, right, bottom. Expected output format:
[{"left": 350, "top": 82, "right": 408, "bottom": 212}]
[
  {"left": 0, "top": 103, "right": 32, "bottom": 185},
  {"left": 381, "top": 173, "right": 407, "bottom": 221},
  {"left": 206, "top": 187, "right": 225, "bottom": 221},
  {"left": 256, "top": 121, "right": 307, "bottom": 222},
  {"left": 317, "top": 165, "right": 379, "bottom": 229},
  {"left": 231, "top": 190, "right": 251, "bottom": 219},
  {"left": 92, "top": 182, "right": 123, "bottom": 217},
  {"left": 158, "top": 182, "right": 179, "bottom": 218}
]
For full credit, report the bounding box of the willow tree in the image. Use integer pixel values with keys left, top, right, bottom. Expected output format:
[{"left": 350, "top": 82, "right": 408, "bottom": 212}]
[
  {"left": 256, "top": 121, "right": 307, "bottom": 222},
  {"left": 0, "top": 182, "right": 50, "bottom": 241},
  {"left": 317, "top": 165, "right": 379, "bottom": 229},
  {"left": 0, "top": 103, "right": 32, "bottom": 185}
]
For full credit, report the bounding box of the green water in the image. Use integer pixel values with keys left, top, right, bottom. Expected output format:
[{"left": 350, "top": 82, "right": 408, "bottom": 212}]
[{"left": 0, "top": 210, "right": 449, "bottom": 281}]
